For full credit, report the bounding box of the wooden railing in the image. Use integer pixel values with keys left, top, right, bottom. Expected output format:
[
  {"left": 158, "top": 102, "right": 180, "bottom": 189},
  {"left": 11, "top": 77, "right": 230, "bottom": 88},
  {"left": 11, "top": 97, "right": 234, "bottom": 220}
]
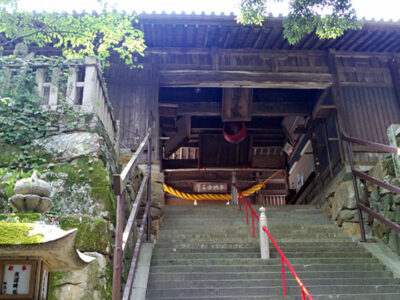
[
  {"left": 233, "top": 184, "right": 313, "bottom": 299},
  {"left": 342, "top": 132, "right": 400, "bottom": 242},
  {"left": 112, "top": 129, "right": 152, "bottom": 300},
  {"left": 34, "top": 56, "right": 118, "bottom": 144}
]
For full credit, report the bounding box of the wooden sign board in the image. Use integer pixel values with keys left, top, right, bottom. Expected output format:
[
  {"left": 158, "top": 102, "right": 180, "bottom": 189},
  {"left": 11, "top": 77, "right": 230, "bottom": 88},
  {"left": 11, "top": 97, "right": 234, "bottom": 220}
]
[
  {"left": 0, "top": 260, "right": 36, "bottom": 299},
  {"left": 222, "top": 88, "right": 253, "bottom": 122},
  {"left": 39, "top": 262, "right": 50, "bottom": 300},
  {"left": 193, "top": 182, "right": 228, "bottom": 193}
]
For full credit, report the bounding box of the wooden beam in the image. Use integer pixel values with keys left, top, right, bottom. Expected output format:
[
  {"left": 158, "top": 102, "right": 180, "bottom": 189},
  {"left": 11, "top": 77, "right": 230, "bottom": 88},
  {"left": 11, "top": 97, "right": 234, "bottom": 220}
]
[
  {"left": 177, "top": 101, "right": 220, "bottom": 116},
  {"left": 158, "top": 70, "right": 333, "bottom": 89},
  {"left": 147, "top": 47, "right": 328, "bottom": 57},
  {"left": 167, "top": 101, "right": 311, "bottom": 116},
  {"left": 165, "top": 116, "right": 191, "bottom": 156},
  {"left": 254, "top": 101, "right": 311, "bottom": 116},
  {"left": 312, "top": 88, "right": 330, "bottom": 119},
  {"left": 159, "top": 106, "right": 177, "bottom": 117}
]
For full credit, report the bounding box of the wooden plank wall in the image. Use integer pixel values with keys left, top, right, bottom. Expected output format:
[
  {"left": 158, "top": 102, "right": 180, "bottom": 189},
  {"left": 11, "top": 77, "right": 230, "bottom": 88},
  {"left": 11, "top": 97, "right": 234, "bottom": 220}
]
[
  {"left": 150, "top": 49, "right": 333, "bottom": 88},
  {"left": 105, "top": 64, "right": 160, "bottom": 162},
  {"left": 331, "top": 52, "right": 400, "bottom": 163}
]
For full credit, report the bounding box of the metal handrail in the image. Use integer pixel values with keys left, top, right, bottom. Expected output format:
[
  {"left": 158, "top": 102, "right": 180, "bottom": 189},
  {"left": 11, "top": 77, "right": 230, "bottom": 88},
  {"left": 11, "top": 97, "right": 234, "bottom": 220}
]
[
  {"left": 112, "top": 129, "right": 152, "bottom": 300},
  {"left": 341, "top": 132, "right": 400, "bottom": 242},
  {"left": 233, "top": 184, "right": 313, "bottom": 300}
]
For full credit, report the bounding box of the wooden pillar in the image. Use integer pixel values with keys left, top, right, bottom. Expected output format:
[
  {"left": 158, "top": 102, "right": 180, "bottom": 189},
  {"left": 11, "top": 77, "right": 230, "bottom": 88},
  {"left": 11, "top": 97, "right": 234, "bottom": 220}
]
[
  {"left": 149, "top": 63, "right": 160, "bottom": 164},
  {"left": 327, "top": 49, "right": 348, "bottom": 161},
  {"left": 388, "top": 54, "right": 400, "bottom": 111}
]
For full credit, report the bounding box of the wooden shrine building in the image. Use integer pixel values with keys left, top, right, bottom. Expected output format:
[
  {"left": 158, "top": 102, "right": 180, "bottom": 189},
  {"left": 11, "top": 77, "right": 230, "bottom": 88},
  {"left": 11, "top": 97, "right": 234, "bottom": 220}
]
[
  {"left": 101, "top": 13, "right": 400, "bottom": 205},
  {"left": 30, "top": 13, "right": 400, "bottom": 204}
]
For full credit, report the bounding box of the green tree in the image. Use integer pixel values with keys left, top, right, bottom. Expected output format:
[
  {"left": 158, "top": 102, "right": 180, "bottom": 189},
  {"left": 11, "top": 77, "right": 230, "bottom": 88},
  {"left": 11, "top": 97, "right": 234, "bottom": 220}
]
[
  {"left": 237, "top": 0, "right": 363, "bottom": 44},
  {"left": 0, "top": 0, "right": 146, "bottom": 65}
]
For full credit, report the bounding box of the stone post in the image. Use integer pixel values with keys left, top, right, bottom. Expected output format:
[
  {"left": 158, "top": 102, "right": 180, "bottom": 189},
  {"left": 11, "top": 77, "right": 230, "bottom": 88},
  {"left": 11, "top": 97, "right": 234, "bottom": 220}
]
[
  {"left": 231, "top": 171, "right": 238, "bottom": 205},
  {"left": 259, "top": 207, "right": 270, "bottom": 259},
  {"left": 82, "top": 57, "right": 99, "bottom": 114},
  {"left": 66, "top": 67, "right": 78, "bottom": 105},
  {"left": 387, "top": 124, "right": 400, "bottom": 178}
]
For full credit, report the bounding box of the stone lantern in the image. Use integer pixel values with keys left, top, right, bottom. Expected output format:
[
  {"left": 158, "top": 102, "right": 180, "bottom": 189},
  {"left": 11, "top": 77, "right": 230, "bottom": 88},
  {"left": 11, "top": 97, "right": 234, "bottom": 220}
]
[
  {"left": 0, "top": 172, "right": 94, "bottom": 299},
  {"left": 7, "top": 172, "right": 53, "bottom": 213}
]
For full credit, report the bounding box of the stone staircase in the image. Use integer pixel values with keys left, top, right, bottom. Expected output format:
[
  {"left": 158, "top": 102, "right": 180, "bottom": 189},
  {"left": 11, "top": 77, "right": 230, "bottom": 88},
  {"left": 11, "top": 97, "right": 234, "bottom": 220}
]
[{"left": 146, "top": 205, "right": 400, "bottom": 299}]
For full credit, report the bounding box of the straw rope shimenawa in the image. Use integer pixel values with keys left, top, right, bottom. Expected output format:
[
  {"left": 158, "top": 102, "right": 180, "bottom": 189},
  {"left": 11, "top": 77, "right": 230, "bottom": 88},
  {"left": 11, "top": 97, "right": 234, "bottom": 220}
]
[{"left": 163, "top": 170, "right": 283, "bottom": 201}]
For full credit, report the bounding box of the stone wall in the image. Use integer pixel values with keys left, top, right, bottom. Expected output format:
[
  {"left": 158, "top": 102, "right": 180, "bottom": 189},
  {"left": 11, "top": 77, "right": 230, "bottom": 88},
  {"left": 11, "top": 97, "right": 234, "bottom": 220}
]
[
  {"left": 0, "top": 109, "right": 118, "bottom": 299},
  {"left": 323, "top": 126, "right": 400, "bottom": 255}
]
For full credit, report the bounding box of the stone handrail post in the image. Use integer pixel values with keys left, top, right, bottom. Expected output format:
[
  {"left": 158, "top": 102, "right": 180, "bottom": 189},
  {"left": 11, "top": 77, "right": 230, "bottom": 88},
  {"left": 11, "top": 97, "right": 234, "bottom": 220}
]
[
  {"left": 231, "top": 171, "right": 238, "bottom": 205},
  {"left": 259, "top": 207, "right": 270, "bottom": 259}
]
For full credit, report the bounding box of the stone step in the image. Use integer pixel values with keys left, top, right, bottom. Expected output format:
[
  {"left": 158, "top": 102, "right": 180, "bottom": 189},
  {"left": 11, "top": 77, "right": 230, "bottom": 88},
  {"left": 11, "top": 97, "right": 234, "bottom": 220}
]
[
  {"left": 159, "top": 225, "right": 344, "bottom": 233},
  {"left": 146, "top": 294, "right": 400, "bottom": 300},
  {"left": 157, "top": 230, "right": 347, "bottom": 239},
  {"left": 156, "top": 235, "right": 351, "bottom": 244},
  {"left": 146, "top": 285, "right": 400, "bottom": 298},
  {"left": 148, "top": 277, "right": 400, "bottom": 289},
  {"left": 150, "top": 257, "right": 379, "bottom": 266},
  {"left": 148, "top": 270, "right": 395, "bottom": 281},
  {"left": 154, "top": 240, "right": 356, "bottom": 249},
  {"left": 146, "top": 204, "right": 399, "bottom": 300},
  {"left": 149, "top": 263, "right": 386, "bottom": 273},
  {"left": 152, "top": 251, "right": 373, "bottom": 259},
  {"left": 152, "top": 244, "right": 364, "bottom": 253}
]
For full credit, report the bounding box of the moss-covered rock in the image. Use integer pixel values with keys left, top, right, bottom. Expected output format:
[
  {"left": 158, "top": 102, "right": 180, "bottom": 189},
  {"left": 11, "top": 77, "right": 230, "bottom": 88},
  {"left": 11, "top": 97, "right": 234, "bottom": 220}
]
[
  {"left": 60, "top": 215, "right": 111, "bottom": 255},
  {"left": 0, "top": 223, "right": 44, "bottom": 244},
  {"left": 48, "top": 252, "right": 112, "bottom": 300},
  {"left": 0, "top": 212, "right": 41, "bottom": 223},
  {"left": 42, "top": 157, "right": 116, "bottom": 221}
]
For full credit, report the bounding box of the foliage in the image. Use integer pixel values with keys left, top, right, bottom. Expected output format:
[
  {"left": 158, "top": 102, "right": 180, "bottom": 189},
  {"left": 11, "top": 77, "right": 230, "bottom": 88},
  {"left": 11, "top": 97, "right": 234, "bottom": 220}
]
[
  {"left": 0, "top": 58, "right": 45, "bottom": 145},
  {"left": 237, "top": 0, "right": 363, "bottom": 44},
  {"left": 0, "top": 56, "right": 90, "bottom": 171},
  {"left": 0, "top": 223, "right": 44, "bottom": 244},
  {"left": 0, "top": 167, "right": 32, "bottom": 198},
  {"left": 237, "top": 0, "right": 267, "bottom": 25},
  {"left": 0, "top": 212, "right": 41, "bottom": 223},
  {"left": 0, "top": 0, "right": 146, "bottom": 66}
]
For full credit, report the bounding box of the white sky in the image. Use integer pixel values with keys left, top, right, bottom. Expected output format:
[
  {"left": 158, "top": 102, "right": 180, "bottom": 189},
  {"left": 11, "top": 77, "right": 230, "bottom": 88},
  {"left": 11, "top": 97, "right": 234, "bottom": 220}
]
[{"left": 17, "top": 0, "right": 400, "bottom": 21}]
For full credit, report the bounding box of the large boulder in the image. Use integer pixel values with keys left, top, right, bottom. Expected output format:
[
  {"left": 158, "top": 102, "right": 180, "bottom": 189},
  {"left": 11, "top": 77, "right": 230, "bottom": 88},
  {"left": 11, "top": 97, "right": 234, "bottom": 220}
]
[
  {"left": 336, "top": 209, "right": 367, "bottom": 226},
  {"left": 341, "top": 222, "right": 361, "bottom": 236},
  {"left": 337, "top": 209, "right": 358, "bottom": 226},
  {"left": 372, "top": 220, "right": 391, "bottom": 243},
  {"left": 322, "top": 197, "right": 333, "bottom": 218},
  {"left": 367, "top": 158, "right": 395, "bottom": 192},
  {"left": 49, "top": 252, "right": 112, "bottom": 300},
  {"left": 35, "top": 132, "right": 102, "bottom": 161},
  {"left": 331, "top": 181, "right": 358, "bottom": 220},
  {"left": 151, "top": 171, "right": 164, "bottom": 210},
  {"left": 40, "top": 157, "right": 116, "bottom": 219}
]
